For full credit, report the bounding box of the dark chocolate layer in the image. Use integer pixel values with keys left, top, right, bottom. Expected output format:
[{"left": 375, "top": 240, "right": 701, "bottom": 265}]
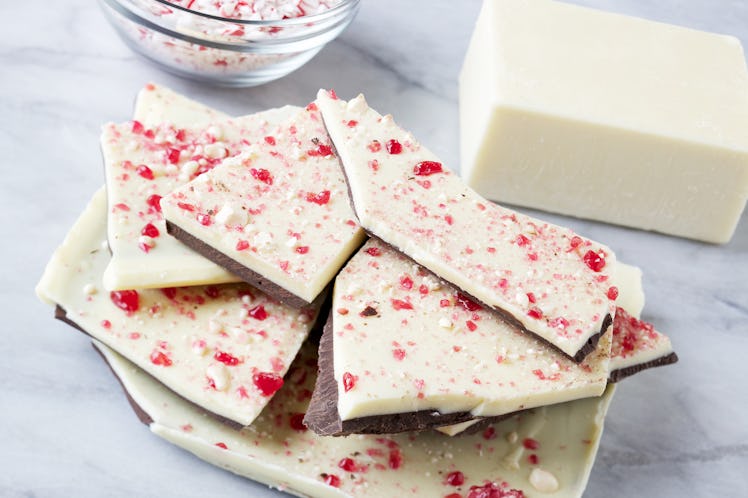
[
  {"left": 608, "top": 351, "right": 679, "bottom": 383},
  {"left": 165, "top": 219, "right": 313, "bottom": 310},
  {"left": 304, "top": 311, "right": 502, "bottom": 436}
]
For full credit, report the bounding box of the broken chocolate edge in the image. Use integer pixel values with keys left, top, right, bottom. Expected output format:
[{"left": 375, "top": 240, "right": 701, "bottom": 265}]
[
  {"left": 165, "top": 219, "right": 314, "bottom": 310},
  {"left": 319, "top": 107, "right": 606, "bottom": 364},
  {"left": 55, "top": 305, "right": 245, "bottom": 431},
  {"left": 304, "top": 309, "right": 516, "bottom": 436},
  {"left": 608, "top": 351, "right": 679, "bottom": 383}
]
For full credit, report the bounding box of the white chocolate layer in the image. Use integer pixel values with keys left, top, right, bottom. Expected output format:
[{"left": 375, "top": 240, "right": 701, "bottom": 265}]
[
  {"left": 460, "top": 0, "right": 748, "bottom": 244},
  {"left": 317, "top": 90, "right": 616, "bottom": 360},
  {"left": 36, "top": 189, "right": 317, "bottom": 426},
  {"left": 332, "top": 240, "right": 611, "bottom": 421},
  {"left": 97, "top": 339, "right": 616, "bottom": 498},
  {"left": 102, "top": 99, "right": 299, "bottom": 290},
  {"left": 133, "top": 83, "right": 230, "bottom": 127},
  {"left": 161, "top": 103, "right": 364, "bottom": 304},
  {"left": 610, "top": 307, "right": 675, "bottom": 372}
]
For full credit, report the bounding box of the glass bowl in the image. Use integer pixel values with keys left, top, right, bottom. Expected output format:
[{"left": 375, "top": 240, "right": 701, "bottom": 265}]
[{"left": 99, "top": 0, "right": 361, "bottom": 87}]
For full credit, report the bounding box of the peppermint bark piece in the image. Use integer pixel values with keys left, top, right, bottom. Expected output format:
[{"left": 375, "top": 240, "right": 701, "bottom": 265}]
[
  {"left": 161, "top": 103, "right": 365, "bottom": 308},
  {"left": 36, "top": 188, "right": 318, "bottom": 426},
  {"left": 96, "top": 339, "right": 616, "bottom": 498},
  {"left": 317, "top": 90, "right": 616, "bottom": 362},
  {"left": 304, "top": 240, "right": 612, "bottom": 436},
  {"left": 102, "top": 106, "right": 298, "bottom": 290}
]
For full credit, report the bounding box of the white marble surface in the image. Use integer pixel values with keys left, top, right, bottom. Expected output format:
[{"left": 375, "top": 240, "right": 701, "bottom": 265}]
[{"left": 2, "top": 0, "right": 747, "bottom": 496}]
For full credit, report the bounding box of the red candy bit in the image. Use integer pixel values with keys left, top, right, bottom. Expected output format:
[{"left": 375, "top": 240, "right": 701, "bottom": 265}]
[
  {"left": 338, "top": 457, "right": 357, "bottom": 472},
  {"left": 253, "top": 372, "right": 284, "bottom": 396},
  {"left": 150, "top": 350, "right": 172, "bottom": 367},
  {"left": 215, "top": 442, "right": 228, "bottom": 450},
  {"left": 523, "top": 438, "right": 540, "bottom": 450},
  {"left": 113, "top": 202, "right": 130, "bottom": 212},
  {"left": 136, "top": 164, "right": 155, "bottom": 180},
  {"left": 101, "top": 319, "right": 112, "bottom": 329},
  {"left": 323, "top": 474, "right": 341, "bottom": 488},
  {"left": 482, "top": 426, "right": 496, "bottom": 440},
  {"left": 466, "top": 320, "right": 478, "bottom": 332},
  {"left": 236, "top": 239, "right": 249, "bottom": 251},
  {"left": 197, "top": 213, "right": 212, "bottom": 226},
  {"left": 515, "top": 234, "right": 531, "bottom": 247},
  {"left": 549, "top": 316, "right": 569, "bottom": 329},
  {"left": 167, "top": 148, "right": 180, "bottom": 164},
  {"left": 607, "top": 286, "right": 619, "bottom": 300},
  {"left": 583, "top": 250, "right": 606, "bottom": 272},
  {"left": 386, "top": 139, "right": 403, "bottom": 154},
  {"left": 205, "top": 286, "right": 220, "bottom": 298},
  {"left": 289, "top": 413, "right": 307, "bottom": 432},
  {"left": 528, "top": 454, "right": 539, "bottom": 465},
  {"left": 392, "top": 348, "right": 406, "bottom": 361},
  {"left": 306, "top": 102, "right": 318, "bottom": 111},
  {"left": 131, "top": 120, "right": 145, "bottom": 134},
  {"left": 214, "top": 351, "right": 240, "bottom": 366},
  {"left": 141, "top": 223, "right": 160, "bottom": 238},
  {"left": 456, "top": 292, "right": 482, "bottom": 312},
  {"left": 400, "top": 275, "right": 414, "bottom": 290},
  {"left": 248, "top": 304, "right": 268, "bottom": 321},
  {"left": 413, "top": 161, "right": 443, "bottom": 176},
  {"left": 161, "top": 287, "right": 177, "bottom": 300},
  {"left": 391, "top": 299, "right": 414, "bottom": 311},
  {"left": 295, "top": 246, "right": 310, "bottom": 254},
  {"left": 446, "top": 471, "right": 465, "bottom": 486},
  {"left": 146, "top": 194, "right": 162, "bottom": 213},
  {"left": 445, "top": 494, "right": 462, "bottom": 498},
  {"left": 445, "top": 214, "right": 454, "bottom": 226},
  {"left": 309, "top": 144, "right": 333, "bottom": 157},
  {"left": 527, "top": 307, "right": 543, "bottom": 320},
  {"left": 467, "top": 483, "right": 525, "bottom": 498},
  {"left": 388, "top": 449, "right": 403, "bottom": 470},
  {"left": 526, "top": 292, "right": 536, "bottom": 304},
  {"left": 306, "top": 190, "right": 331, "bottom": 205},
  {"left": 342, "top": 372, "right": 357, "bottom": 392},
  {"left": 250, "top": 168, "right": 273, "bottom": 185},
  {"left": 568, "top": 235, "right": 584, "bottom": 251},
  {"left": 368, "top": 140, "right": 382, "bottom": 152},
  {"left": 264, "top": 136, "right": 276, "bottom": 146},
  {"left": 347, "top": 120, "right": 358, "bottom": 127},
  {"left": 177, "top": 202, "right": 195, "bottom": 212},
  {"left": 110, "top": 290, "right": 139, "bottom": 313},
  {"left": 365, "top": 247, "right": 381, "bottom": 257},
  {"left": 439, "top": 299, "right": 451, "bottom": 308}
]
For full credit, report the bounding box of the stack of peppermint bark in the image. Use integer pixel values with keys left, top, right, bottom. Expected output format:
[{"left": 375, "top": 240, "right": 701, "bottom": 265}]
[{"left": 37, "top": 84, "right": 678, "bottom": 498}]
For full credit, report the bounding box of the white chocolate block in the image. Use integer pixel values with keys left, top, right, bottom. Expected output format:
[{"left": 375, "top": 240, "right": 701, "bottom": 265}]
[
  {"left": 97, "top": 339, "right": 616, "bottom": 498},
  {"left": 460, "top": 0, "right": 748, "bottom": 244},
  {"left": 36, "top": 188, "right": 317, "bottom": 426},
  {"left": 162, "top": 103, "right": 365, "bottom": 305},
  {"left": 317, "top": 90, "right": 616, "bottom": 361},
  {"left": 102, "top": 108, "right": 298, "bottom": 290},
  {"left": 330, "top": 240, "right": 611, "bottom": 423}
]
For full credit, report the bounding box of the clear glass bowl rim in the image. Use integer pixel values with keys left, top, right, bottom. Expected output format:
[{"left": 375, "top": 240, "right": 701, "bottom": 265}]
[{"left": 124, "top": 0, "right": 360, "bottom": 26}]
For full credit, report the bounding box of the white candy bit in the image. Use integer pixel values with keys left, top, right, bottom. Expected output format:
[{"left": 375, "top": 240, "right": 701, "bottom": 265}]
[
  {"left": 83, "top": 283, "right": 97, "bottom": 295},
  {"left": 207, "top": 124, "right": 223, "bottom": 140},
  {"left": 180, "top": 160, "right": 199, "bottom": 181},
  {"left": 253, "top": 231, "right": 273, "bottom": 249},
  {"left": 215, "top": 204, "right": 248, "bottom": 227},
  {"left": 138, "top": 235, "right": 155, "bottom": 248},
  {"left": 438, "top": 317, "right": 453, "bottom": 329},
  {"left": 206, "top": 364, "right": 231, "bottom": 391},
  {"left": 515, "top": 292, "right": 530, "bottom": 306},
  {"left": 422, "top": 275, "right": 442, "bottom": 292},
  {"left": 506, "top": 431, "right": 518, "bottom": 444},
  {"left": 208, "top": 319, "right": 224, "bottom": 335},
  {"left": 529, "top": 468, "right": 560, "bottom": 493},
  {"left": 285, "top": 237, "right": 298, "bottom": 248},
  {"left": 191, "top": 339, "right": 209, "bottom": 356},
  {"left": 204, "top": 142, "right": 228, "bottom": 159}
]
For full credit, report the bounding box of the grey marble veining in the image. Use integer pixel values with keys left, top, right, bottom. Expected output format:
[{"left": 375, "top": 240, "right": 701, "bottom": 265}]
[{"left": 1, "top": 0, "right": 747, "bottom": 497}]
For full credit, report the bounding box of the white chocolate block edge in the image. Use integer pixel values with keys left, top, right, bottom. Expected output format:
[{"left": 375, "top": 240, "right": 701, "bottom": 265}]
[
  {"left": 96, "top": 339, "right": 617, "bottom": 498},
  {"left": 37, "top": 188, "right": 316, "bottom": 426},
  {"left": 460, "top": 0, "right": 748, "bottom": 243},
  {"left": 317, "top": 90, "right": 616, "bottom": 361}
]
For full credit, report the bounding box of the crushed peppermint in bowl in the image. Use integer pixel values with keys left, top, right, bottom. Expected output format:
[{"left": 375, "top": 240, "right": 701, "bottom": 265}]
[{"left": 99, "top": 0, "right": 360, "bottom": 86}]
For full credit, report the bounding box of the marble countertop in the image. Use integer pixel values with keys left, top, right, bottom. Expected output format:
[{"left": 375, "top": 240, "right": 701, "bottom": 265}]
[{"left": 2, "top": 0, "right": 747, "bottom": 496}]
